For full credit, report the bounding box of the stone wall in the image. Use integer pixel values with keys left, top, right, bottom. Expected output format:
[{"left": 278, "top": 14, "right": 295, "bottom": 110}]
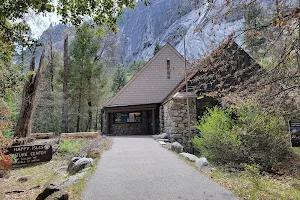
[
  {"left": 110, "top": 123, "right": 144, "bottom": 135},
  {"left": 162, "top": 97, "right": 198, "bottom": 149}
]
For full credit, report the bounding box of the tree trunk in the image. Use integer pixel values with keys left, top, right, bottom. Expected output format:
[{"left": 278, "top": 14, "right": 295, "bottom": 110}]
[
  {"left": 62, "top": 35, "right": 69, "bottom": 133},
  {"left": 94, "top": 108, "right": 98, "bottom": 130},
  {"left": 14, "top": 48, "right": 45, "bottom": 138},
  {"left": 76, "top": 90, "right": 82, "bottom": 132},
  {"left": 87, "top": 77, "right": 92, "bottom": 131},
  {"left": 50, "top": 39, "right": 54, "bottom": 92}
]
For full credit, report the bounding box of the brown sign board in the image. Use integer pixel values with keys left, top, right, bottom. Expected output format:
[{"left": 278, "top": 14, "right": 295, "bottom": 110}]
[
  {"left": 289, "top": 121, "right": 300, "bottom": 147},
  {"left": 4, "top": 145, "right": 52, "bottom": 168}
]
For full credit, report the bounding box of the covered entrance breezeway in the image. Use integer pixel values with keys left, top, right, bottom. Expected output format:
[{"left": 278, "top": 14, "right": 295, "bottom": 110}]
[{"left": 102, "top": 104, "right": 159, "bottom": 135}]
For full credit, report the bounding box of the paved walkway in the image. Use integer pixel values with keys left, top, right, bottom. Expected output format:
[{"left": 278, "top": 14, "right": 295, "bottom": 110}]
[{"left": 83, "top": 136, "right": 238, "bottom": 200}]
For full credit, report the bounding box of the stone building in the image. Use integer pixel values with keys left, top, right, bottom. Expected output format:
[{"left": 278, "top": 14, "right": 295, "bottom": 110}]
[{"left": 102, "top": 39, "right": 262, "bottom": 149}]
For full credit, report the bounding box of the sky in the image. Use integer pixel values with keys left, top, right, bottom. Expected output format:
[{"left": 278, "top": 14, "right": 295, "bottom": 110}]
[
  {"left": 26, "top": 11, "right": 61, "bottom": 39},
  {"left": 27, "top": 0, "right": 61, "bottom": 38}
]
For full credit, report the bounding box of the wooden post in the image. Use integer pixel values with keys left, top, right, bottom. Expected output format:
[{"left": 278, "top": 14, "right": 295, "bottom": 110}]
[{"left": 152, "top": 109, "right": 155, "bottom": 135}]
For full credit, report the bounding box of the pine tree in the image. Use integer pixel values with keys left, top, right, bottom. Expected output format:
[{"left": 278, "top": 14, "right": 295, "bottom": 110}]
[
  {"left": 153, "top": 42, "right": 161, "bottom": 56},
  {"left": 112, "top": 65, "right": 127, "bottom": 94},
  {"left": 68, "top": 23, "right": 107, "bottom": 132}
]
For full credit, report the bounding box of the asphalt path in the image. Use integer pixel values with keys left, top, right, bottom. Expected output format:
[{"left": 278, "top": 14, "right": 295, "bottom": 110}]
[{"left": 83, "top": 136, "right": 239, "bottom": 200}]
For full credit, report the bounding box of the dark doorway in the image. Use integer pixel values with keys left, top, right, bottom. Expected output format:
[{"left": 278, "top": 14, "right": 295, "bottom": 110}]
[{"left": 196, "top": 96, "right": 219, "bottom": 120}]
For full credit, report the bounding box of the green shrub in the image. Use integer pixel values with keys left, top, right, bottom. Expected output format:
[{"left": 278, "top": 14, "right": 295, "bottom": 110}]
[
  {"left": 58, "top": 140, "right": 82, "bottom": 156},
  {"left": 237, "top": 106, "right": 291, "bottom": 171},
  {"left": 193, "top": 105, "right": 292, "bottom": 171},
  {"left": 193, "top": 107, "right": 244, "bottom": 164}
]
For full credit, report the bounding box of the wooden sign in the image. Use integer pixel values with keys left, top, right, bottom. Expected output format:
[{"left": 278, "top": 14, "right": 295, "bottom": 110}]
[
  {"left": 289, "top": 121, "right": 300, "bottom": 147},
  {"left": 4, "top": 145, "right": 52, "bottom": 168}
]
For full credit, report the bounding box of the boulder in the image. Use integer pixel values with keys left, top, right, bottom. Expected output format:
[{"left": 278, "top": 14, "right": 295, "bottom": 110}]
[
  {"left": 86, "top": 149, "right": 100, "bottom": 159},
  {"left": 179, "top": 153, "right": 198, "bottom": 162},
  {"left": 170, "top": 134, "right": 182, "bottom": 139},
  {"left": 45, "top": 191, "right": 69, "bottom": 200},
  {"left": 36, "top": 183, "right": 61, "bottom": 200},
  {"left": 195, "top": 157, "right": 209, "bottom": 169},
  {"left": 171, "top": 142, "right": 183, "bottom": 153},
  {"left": 153, "top": 133, "right": 168, "bottom": 140},
  {"left": 17, "top": 176, "right": 30, "bottom": 183},
  {"left": 67, "top": 157, "right": 93, "bottom": 175}
]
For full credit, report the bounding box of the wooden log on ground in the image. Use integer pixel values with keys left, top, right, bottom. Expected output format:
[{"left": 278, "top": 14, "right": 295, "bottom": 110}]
[
  {"left": 60, "top": 132, "right": 98, "bottom": 139},
  {"left": 30, "top": 133, "right": 55, "bottom": 139}
]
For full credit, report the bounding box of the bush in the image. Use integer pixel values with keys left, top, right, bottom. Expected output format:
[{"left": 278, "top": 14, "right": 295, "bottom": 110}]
[
  {"left": 193, "top": 107, "right": 244, "bottom": 164},
  {"left": 58, "top": 140, "right": 82, "bottom": 157},
  {"left": 237, "top": 106, "right": 291, "bottom": 171},
  {"left": 193, "top": 105, "right": 292, "bottom": 171}
]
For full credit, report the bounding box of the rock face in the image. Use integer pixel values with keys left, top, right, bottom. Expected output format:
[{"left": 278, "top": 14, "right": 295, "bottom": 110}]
[
  {"left": 179, "top": 153, "right": 198, "bottom": 162},
  {"left": 118, "top": 0, "right": 245, "bottom": 66},
  {"left": 171, "top": 142, "right": 183, "bottom": 153},
  {"left": 67, "top": 157, "right": 93, "bottom": 175}
]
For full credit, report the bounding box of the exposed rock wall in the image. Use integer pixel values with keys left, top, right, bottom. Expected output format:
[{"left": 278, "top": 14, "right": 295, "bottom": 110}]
[
  {"left": 118, "top": 0, "right": 245, "bottom": 66},
  {"left": 162, "top": 98, "right": 198, "bottom": 148}
]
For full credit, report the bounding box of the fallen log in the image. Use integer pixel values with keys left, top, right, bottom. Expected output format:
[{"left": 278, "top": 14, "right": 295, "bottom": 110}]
[
  {"left": 60, "top": 132, "right": 98, "bottom": 139},
  {"left": 30, "top": 133, "right": 55, "bottom": 139}
]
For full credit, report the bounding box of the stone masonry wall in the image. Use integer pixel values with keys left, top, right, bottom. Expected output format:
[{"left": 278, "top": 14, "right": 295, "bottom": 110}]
[
  {"left": 111, "top": 123, "right": 144, "bottom": 135},
  {"left": 162, "top": 97, "right": 198, "bottom": 149}
]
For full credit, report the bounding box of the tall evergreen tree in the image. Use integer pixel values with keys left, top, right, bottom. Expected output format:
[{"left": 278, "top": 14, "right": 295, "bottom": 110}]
[
  {"left": 112, "top": 65, "right": 127, "bottom": 94},
  {"left": 69, "top": 23, "right": 106, "bottom": 132}
]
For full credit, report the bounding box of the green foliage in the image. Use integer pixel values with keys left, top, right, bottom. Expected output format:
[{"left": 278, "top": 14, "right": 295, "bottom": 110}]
[
  {"left": 2, "top": 129, "right": 13, "bottom": 139},
  {"left": 0, "top": 0, "right": 140, "bottom": 64},
  {"left": 112, "top": 65, "right": 127, "bottom": 94},
  {"left": 128, "top": 60, "right": 147, "bottom": 77},
  {"left": 193, "top": 105, "right": 292, "bottom": 171},
  {"left": 193, "top": 107, "right": 243, "bottom": 164},
  {"left": 243, "top": 163, "right": 261, "bottom": 188},
  {"left": 0, "top": 63, "right": 28, "bottom": 99},
  {"left": 68, "top": 23, "right": 107, "bottom": 132},
  {"left": 237, "top": 106, "right": 291, "bottom": 170},
  {"left": 58, "top": 140, "right": 82, "bottom": 156},
  {"left": 153, "top": 42, "right": 161, "bottom": 55}
]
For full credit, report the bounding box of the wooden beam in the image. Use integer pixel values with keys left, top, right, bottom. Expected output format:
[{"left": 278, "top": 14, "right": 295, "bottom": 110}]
[
  {"left": 104, "top": 103, "right": 158, "bottom": 113},
  {"left": 152, "top": 109, "right": 155, "bottom": 135}
]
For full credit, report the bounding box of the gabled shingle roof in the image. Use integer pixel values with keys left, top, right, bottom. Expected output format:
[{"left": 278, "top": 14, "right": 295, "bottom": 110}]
[{"left": 105, "top": 43, "right": 188, "bottom": 107}]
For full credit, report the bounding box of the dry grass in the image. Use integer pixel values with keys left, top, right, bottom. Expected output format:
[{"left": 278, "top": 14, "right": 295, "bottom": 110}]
[
  {"left": 0, "top": 137, "right": 112, "bottom": 200},
  {"left": 0, "top": 160, "right": 64, "bottom": 200},
  {"left": 205, "top": 169, "right": 300, "bottom": 200}
]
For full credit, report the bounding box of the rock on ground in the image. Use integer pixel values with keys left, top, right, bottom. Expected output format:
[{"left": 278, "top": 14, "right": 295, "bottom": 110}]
[
  {"left": 153, "top": 133, "right": 168, "bottom": 140},
  {"left": 195, "top": 157, "right": 209, "bottom": 169},
  {"left": 67, "top": 157, "right": 93, "bottom": 175},
  {"left": 45, "top": 191, "right": 69, "bottom": 200},
  {"left": 86, "top": 149, "right": 100, "bottom": 159},
  {"left": 17, "top": 176, "right": 30, "bottom": 183},
  {"left": 171, "top": 142, "right": 183, "bottom": 153},
  {"left": 36, "top": 183, "right": 61, "bottom": 200},
  {"left": 179, "top": 153, "right": 198, "bottom": 162}
]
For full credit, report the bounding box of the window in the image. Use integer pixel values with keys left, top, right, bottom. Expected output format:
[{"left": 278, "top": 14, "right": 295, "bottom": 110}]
[
  {"left": 113, "top": 112, "right": 142, "bottom": 123},
  {"left": 167, "top": 59, "right": 170, "bottom": 79}
]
